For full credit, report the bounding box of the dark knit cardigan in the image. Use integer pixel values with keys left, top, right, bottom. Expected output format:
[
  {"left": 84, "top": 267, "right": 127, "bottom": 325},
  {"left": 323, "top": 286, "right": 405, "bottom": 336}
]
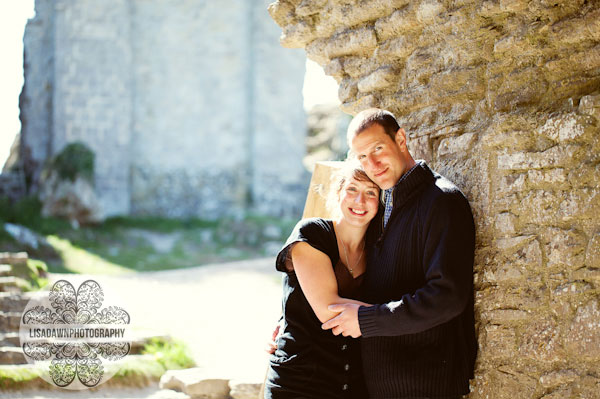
[{"left": 358, "top": 161, "right": 477, "bottom": 398}]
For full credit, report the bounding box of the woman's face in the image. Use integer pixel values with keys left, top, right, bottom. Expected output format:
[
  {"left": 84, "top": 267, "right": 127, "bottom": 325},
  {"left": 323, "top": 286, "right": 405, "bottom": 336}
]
[{"left": 338, "top": 176, "right": 380, "bottom": 227}]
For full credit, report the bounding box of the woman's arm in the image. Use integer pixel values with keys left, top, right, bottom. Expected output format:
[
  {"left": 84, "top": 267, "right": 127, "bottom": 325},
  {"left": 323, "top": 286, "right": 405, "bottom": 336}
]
[{"left": 291, "top": 242, "right": 370, "bottom": 323}]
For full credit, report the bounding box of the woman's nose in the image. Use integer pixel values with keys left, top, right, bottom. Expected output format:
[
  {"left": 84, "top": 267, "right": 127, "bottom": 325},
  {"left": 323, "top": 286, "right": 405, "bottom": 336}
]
[{"left": 354, "top": 192, "right": 364, "bottom": 203}]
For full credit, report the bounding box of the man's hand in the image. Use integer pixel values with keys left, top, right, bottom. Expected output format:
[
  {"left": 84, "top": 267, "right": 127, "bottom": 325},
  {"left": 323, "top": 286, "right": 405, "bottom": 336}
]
[{"left": 321, "top": 303, "right": 362, "bottom": 338}]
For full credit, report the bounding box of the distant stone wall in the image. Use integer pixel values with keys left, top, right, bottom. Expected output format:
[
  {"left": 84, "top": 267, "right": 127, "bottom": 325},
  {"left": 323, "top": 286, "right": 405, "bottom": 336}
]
[
  {"left": 21, "top": 0, "right": 307, "bottom": 219},
  {"left": 269, "top": 1, "right": 600, "bottom": 397}
]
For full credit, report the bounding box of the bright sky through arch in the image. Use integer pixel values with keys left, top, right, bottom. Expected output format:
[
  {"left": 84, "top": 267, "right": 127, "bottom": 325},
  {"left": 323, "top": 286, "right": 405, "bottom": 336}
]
[{"left": 0, "top": 0, "right": 35, "bottom": 168}]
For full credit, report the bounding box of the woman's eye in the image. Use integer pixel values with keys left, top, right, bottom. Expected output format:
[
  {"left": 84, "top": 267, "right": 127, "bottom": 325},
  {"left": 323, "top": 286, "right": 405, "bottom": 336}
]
[
  {"left": 347, "top": 187, "right": 357, "bottom": 192},
  {"left": 375, "top": 146, "right": 382, "bottom": 151}
]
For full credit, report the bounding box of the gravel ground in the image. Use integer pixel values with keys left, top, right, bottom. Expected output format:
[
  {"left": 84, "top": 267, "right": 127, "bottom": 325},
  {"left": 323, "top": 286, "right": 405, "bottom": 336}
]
[{"left": 1, "top": 257, "right": 282, "bottom": 398}]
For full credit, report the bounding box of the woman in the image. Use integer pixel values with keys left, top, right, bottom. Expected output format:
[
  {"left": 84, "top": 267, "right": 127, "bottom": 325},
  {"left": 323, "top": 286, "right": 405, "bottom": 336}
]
[{"left": 264, "top": 164, "right": 380, "bottom": 399}]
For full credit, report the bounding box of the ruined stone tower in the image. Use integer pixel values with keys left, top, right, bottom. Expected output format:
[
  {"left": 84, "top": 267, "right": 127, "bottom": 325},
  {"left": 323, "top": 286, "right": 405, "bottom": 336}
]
[
  {"left": 270, "top": 1, "right": 600, "bottom": 397},
  {"left": 19, "top": 0, "right": 308, "bottom": 219}
]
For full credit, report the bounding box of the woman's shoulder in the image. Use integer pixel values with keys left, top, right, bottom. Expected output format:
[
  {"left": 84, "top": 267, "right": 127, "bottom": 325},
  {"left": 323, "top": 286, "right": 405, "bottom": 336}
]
[{"left": 292, "top": 217, "right": 334, "bottom": 235}]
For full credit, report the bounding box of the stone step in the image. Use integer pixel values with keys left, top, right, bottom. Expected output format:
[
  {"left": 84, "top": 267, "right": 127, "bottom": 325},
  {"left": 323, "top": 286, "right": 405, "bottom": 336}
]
[
  {"left": 0, "top": 276, "right": 24, "bottom": 293},
  {"left": 0, "top": 252, "right": 28, "bottom": 267},
  {"left": 0, "top": 264, "right": 12, "bottom": 277},
  {"left": 0, "top": 332, "right": 20, "bottom": 347},
  {"left": 0, "top": 291, "right": 34, "bottom": 312},
  {"left": 0, "top": 311, "right": 22, "bottom": 332},
  {"left": 0, "top": 346, "right": 27, "bottom": 365}
]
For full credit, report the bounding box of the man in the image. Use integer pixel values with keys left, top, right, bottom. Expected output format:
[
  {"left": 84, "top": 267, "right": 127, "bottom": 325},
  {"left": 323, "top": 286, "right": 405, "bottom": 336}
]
[{"left": 322, "top": 108, "right": 477, "bottom": 398}]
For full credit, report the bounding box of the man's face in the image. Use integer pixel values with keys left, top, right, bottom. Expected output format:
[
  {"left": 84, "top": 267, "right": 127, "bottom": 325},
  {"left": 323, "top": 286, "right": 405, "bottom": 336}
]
[{"left": 350, "top": 123, "right": 408, "bottom": 190}]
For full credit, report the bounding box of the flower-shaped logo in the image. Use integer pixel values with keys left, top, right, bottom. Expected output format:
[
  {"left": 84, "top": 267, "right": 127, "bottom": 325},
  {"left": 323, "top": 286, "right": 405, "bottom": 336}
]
[{"left": 20, "top": 279, "right": 131, "bottom": 388}]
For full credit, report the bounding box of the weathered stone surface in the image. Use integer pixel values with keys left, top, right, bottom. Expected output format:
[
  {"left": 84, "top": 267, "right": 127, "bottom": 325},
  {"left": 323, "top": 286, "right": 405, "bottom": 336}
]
[
  {"left": 21, "top": 0, "right": 307, "bottom": 219},
  {"left": 229, "top": 379, "right": 262, "bottom": 399},
  {"left": 565, "top": 300, "right": 600, "bottom": 360},
  {"left": 159, "top": 368, "right": 230, "bottom": 399},
  {"left": 357, "top": 66, "right": 398, "bottom": 93},
  {"left": 543, "top": 228, "right": 587, "bottom": 270},
  {"left": 585, "top": 233, "right": 600, "bottom": 269},
  {"left": 481, "top": 325, "right": 516, "bottom": 360},
  {"left": 39, "top": 172, "right": 103, "bottom": 224},
  {"left": 437, "top": 133, "right": 477, "bottom": 158},
  {"left": 539, "top": 369, "right": 578, "bottom": 389},
  {"left": 518, "top": 318, "right": 564, "bottom": 363},
  {"left": 269, "top": 0, "right": 600, "bottom": 396}
]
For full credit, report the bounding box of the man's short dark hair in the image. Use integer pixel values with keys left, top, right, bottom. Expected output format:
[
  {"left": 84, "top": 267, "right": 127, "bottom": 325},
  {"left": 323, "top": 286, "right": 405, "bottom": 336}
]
[{"left": 347, "top": 108, "right": 400, "bottom": 146}]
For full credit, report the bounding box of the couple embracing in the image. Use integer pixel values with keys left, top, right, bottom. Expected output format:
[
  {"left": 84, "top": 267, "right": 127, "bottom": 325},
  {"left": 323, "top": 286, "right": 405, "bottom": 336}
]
[{"left": 265, "top": 109, "right": 477, "bottom": 399}]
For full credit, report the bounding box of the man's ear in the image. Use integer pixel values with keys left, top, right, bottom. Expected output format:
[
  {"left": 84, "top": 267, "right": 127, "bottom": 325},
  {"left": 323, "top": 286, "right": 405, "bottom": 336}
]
[{"left": 394, "top": 128, "right": 407, "bottom": 152}]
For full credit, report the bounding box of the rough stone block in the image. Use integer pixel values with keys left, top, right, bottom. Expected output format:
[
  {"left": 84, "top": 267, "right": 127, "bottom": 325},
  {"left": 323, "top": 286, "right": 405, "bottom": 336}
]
[
  {"left": 159, "top": 368, "right": 230, "bottom": 399},
  {"left": 558, "top": 188, "right": 600, "bottom": 222},
  {"left": 437, "top": 133, "right": 477, "bottom": 158},
  {"left": 516, "top": 190, "right": 561, "bottom": 224},
  {"left": 375, "top": 7, "right": 421, "bottom": 41},
  {"left": 280, "top": 20, "right": 317, "bottom": 48},
  {"left": 538, "top": 114, "right": 593, "bottom": 143},
  {"left": 497, "top": 144, "right": 580, "bottom": 171},
  {"left": 585, "top": 233, "right": 600, "bottom": 268},
  {"left": 338, "top": 78, "right": 358, "bottom": 103},
  {"left": 526, "top": 168, "right": 567, "bottom": 188},
  {"left": 579, "top": 93, "right": 600, "bottom": 120},
  {"left": 495, "top": 212, "right": 516, "bottom": 236},
  {"left": 565, "top": 300, "right": 600, "bottom": 360},
  {"left": 295, "top": 0, "right": 328, "bottom": 17},
  {"left": 481, "top": 325, "right": 516, "bottom": 359},
  {"left": 375, "top": 36, "right": 417, "bottom": 60},
  {"left": 325, "top": 27, "right": 377, "bottom": 60},
  {"left": 324, "top": 58, "right": 344, "bottom": 79},
  {"left": 357, "top": 66, "right": 398, "bottom": 93},
  {"left": 539, "top": 369, "right": 578, "bottom": 389},
  {"left": 472, "top": 368, "right": 537, "bottom": 399},
  {"left": 543, "top": 228, "right": 586, "bottom": 270},
  {"left": 326, "top": 0, "right": 409, "bottom": 33},
  {"left": 483, "top": 309, "right": 529, "bottom": 324},
  {"left": 339, "top": 56, "right": 379, "bottom": 79},
  {"left": 407, "top": 135, "right": 432, "bottom": 164},
  {"left": 416, "top": 0, "right": 446, "bottom": 24},
  {"left": 340, "top": 94, "right": 378, "bottom": 116},
  {"left": 518, "top": 318, "right": 564, "bottom": 362},
  {"left": 229, "top": 379, "right": 262, "bottom": 399}
]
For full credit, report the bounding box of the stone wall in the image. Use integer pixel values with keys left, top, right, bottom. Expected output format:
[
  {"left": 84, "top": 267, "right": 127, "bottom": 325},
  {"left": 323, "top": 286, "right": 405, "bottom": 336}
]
[
  {"left": 20, "top": 0, "right": 307, "bottom": 219},
  {"left": 269, "top": 1, "right": 600, "bottom": 397}
]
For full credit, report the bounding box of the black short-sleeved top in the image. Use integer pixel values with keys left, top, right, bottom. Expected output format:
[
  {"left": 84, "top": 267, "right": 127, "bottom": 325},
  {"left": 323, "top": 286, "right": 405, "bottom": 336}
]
[{"left": 264, "top": 218, "right": 367, "bottom": 399}]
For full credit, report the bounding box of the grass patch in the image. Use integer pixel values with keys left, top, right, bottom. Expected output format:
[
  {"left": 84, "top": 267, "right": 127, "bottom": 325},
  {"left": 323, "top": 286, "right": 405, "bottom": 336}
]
[
  {"left": 1, "top": 195, "right": 297, "bottom": 274},
  {"left": 0, "top": 365, "right": 44, "bottom": 390},
  {"left": 141, "top": 337, "right": 196, "bottom": 371}
]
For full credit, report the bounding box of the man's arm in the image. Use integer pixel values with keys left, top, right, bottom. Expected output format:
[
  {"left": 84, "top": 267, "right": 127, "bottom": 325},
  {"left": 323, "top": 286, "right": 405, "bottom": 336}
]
[{"left": 323, "top": 191, "right": 475, "bottom": 337}]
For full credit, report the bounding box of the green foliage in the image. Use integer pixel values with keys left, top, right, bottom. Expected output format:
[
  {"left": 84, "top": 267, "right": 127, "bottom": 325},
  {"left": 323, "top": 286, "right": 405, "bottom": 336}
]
[
  {"left": 0, "top": 195, "right": 70, "bottom": 234},
  {"left": 141, "top": 337, "right": 196, "bottom": 371},
  {"left": 47, "top": 141, "right": 95, "bottom": 183},
  {"left": 102, "top": 216, "right": 219, "bottom": 232}
]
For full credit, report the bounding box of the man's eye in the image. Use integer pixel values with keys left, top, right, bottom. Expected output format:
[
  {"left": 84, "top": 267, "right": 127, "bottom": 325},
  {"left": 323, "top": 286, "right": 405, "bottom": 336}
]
[{"left": 357, "top": 155, "right": 366, "bottom": 160}]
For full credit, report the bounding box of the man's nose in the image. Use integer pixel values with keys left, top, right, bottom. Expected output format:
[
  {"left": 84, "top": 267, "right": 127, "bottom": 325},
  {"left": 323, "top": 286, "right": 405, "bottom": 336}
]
[{"left": 366, "top": 154, "right": 379, "bottom": 169}]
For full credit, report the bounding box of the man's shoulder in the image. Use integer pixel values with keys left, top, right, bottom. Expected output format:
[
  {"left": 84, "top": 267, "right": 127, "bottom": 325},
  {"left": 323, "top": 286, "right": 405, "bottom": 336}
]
[{"left": 418, "top": 171, "right": 472, "bottom": 220}]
